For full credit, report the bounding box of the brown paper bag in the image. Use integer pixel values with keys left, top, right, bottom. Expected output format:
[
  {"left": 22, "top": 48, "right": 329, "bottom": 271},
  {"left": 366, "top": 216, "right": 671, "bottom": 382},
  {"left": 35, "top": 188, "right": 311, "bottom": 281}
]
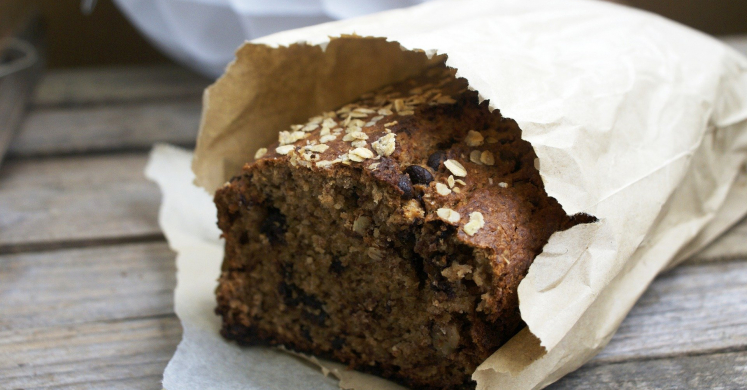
[{"left": 149, "top": 0, "right": 747, "bottom": 389}]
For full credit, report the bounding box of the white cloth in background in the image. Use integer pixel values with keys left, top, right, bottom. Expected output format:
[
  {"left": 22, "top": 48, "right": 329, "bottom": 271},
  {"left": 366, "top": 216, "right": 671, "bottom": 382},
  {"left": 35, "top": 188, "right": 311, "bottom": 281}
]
[{"left": 113, "top": 0, "right": 429, "bottom": 77}]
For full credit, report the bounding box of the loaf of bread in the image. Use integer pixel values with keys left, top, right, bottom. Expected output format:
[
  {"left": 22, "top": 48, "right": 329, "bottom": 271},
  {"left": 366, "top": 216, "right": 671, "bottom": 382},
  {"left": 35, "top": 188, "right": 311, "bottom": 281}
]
[{"left": 214, "top": 65, "right": 584, "bottom": 389}]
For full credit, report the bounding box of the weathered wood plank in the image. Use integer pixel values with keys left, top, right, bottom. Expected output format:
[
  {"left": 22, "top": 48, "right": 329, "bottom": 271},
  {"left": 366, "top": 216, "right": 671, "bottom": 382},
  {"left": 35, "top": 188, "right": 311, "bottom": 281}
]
[
  {"left": 32, "top": 65, "right": 210, "bottom": 107},
  {"left": 0, "top": 242, "right": 175, "bottom": 329},
  {"left": 0, "top": 242, "right": 179, "bottom": 389},
  {"left": 550, "top": 351, "right": 747, "bottom": 390},
  {"left": 0, "top": 317, "right": 180, "bottom": 390},
  {"left": 42, "top": 376, "right": 167, "bottom": 390},
  {"left": 8, "top": 65, "right": 208, "bottom": 157},
  {"left": 592, "top": 258, "right": 747, "bottom": 364},
  {"left": 8, "top": 100, "right": 201, "bottom": 157},
  {"left": 0, "top": 154, "right": 161, "bottom": 248}
]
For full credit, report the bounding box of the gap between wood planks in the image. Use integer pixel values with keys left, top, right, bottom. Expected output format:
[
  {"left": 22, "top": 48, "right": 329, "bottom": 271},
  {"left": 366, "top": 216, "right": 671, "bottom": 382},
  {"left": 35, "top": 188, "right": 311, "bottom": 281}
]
[
  {"left": 31, "top": 64, "right": 211, "bottom": 108},
  {"left": 0, "top": 232, "right": 165, "bottom": 255},
  {"left": 7, "top": 98, "right": 202, "bottom": 159},
  {"left": 0, "top": 154, "right": 163, "bottom": 248},
  {"left": 6, "top": 64, "right": 210, "bottom": 159}
]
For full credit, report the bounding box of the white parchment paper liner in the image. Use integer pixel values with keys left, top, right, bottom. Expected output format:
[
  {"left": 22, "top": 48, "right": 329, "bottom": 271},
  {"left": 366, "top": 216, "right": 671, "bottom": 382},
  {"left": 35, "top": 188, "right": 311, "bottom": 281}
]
[{"left": 147, "top": 0, "right": 747, "bottom": 389}]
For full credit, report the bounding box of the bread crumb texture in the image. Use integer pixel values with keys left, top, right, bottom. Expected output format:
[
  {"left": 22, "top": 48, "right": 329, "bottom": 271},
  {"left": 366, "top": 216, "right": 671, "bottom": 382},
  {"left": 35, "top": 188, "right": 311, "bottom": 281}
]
[{"left": 214, "top": 65, "right": 589, "bottom": 389}]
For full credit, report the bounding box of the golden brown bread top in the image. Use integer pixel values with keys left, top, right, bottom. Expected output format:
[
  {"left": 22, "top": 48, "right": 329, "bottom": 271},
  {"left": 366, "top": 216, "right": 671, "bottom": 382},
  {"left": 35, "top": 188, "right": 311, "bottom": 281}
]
[{"left": 249, "top": 65, "right": 568, "bottom": 267}]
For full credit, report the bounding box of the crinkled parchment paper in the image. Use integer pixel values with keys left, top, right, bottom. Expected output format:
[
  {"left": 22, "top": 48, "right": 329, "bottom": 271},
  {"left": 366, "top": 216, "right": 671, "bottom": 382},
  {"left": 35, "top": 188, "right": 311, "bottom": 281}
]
[{"left": 146, "top": 0, "right": 747, "bottom": 389}]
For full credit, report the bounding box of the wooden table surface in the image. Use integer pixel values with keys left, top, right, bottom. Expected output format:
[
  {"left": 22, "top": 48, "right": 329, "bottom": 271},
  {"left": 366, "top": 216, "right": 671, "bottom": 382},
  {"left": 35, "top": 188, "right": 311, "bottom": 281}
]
[{"left": 1, "top": 64, "right": 746, "bottom": 390}]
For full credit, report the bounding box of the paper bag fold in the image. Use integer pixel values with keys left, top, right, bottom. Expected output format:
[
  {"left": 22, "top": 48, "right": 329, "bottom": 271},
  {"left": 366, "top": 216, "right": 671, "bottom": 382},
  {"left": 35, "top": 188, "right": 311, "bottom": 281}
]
[{"left": 165, "top": 0, "right": 747, "bottom": 388}]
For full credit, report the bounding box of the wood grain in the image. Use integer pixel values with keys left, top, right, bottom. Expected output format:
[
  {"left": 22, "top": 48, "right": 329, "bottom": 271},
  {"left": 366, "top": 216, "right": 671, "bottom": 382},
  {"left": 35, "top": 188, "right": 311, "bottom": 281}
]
[
  {"left": 0, "top": 242, "right": 180, "bottom": 389},
  {"left": 0, "top": 154, "right": 161, "bottom": 248},
  {"left": 32, "top": 65, "right": 210, "bottom": 107},
  {"left": 593, "top": 258, "right": 747, "bottom": 363},
  {"left": 8, "top": 65, "right": 208, "bottom": 157},
  {"left": 551, "top": 351, "right": 747, "bottom": 390},
  {"left": 0, "top": 242, "right": 176, "bottom": 329},
  {"left": 0, "top": 317, "right": 180, "bottom": 390},
  {"left": 8, "top": 100, "right": 202, "bottom": 157}
]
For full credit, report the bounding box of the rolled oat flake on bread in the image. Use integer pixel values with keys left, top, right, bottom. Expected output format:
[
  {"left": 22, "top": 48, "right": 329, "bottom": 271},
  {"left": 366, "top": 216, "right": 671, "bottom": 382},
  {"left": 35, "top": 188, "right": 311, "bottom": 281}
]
[{"left": 214, "top": 64, "right": 590, "bottom": 390}]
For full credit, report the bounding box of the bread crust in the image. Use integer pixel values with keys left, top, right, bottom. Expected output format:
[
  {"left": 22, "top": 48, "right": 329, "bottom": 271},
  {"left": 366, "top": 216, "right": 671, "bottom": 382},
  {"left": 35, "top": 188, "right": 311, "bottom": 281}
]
[{"left": 214, "top": 66, "right": 584, "bottom": 389}]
